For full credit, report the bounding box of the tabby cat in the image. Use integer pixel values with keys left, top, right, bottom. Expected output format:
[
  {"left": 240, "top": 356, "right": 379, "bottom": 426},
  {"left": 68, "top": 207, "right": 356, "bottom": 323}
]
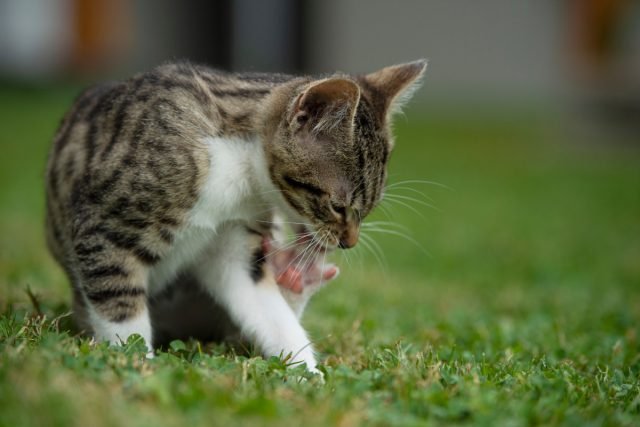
[{"left": 45, "top": 60, "right": 427, "bottom": 372}]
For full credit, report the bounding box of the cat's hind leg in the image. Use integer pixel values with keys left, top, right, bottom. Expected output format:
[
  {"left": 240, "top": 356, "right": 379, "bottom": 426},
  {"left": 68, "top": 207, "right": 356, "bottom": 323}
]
[{"left": 72, "top": 237, "right": 154, "bottom": 350}]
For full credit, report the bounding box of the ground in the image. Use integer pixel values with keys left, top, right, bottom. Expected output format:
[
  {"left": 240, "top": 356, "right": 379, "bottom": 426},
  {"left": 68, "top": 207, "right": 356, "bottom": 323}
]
[{"left": 0, "top": 86, "right": 639, "bottom": 426}]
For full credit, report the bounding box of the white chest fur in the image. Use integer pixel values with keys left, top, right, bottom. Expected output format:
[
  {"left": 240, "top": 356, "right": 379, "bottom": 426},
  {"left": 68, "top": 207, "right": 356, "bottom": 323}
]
[
  {"left": 189, "top": 136, "right": 273, "bottom": 229},
  {"left": 148, "top": 136, "right": 274, "bottom": 292}
]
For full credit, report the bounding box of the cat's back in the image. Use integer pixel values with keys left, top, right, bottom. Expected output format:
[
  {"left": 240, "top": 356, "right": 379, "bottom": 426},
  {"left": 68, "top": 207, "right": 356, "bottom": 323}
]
[
  {"left": 46, "top": 62, "right": 294, "bottom": 197},
  {"left": 44, "top": 63, "right": 231, "bottom": 266},
  {"left": 44, "top": 62, "right": 299, "bottom": 271},
  {"left": 47, "top": 63, "right": 226, "bottom": 172}
]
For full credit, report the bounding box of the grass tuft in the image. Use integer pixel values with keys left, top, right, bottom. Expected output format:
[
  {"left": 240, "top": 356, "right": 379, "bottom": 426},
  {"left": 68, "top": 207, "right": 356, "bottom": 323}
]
[{"left": 1, "top": 87, "right": 639, "bottom": 426}]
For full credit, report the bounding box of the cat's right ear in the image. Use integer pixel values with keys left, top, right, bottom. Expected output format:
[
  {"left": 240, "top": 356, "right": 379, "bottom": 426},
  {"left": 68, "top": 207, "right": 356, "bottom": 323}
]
[
  {"left": 290, "top": 78, "right": 360, "bottom": 135},
  {"left": 364, "top": 60, "right": 427, "bottom": 119}
]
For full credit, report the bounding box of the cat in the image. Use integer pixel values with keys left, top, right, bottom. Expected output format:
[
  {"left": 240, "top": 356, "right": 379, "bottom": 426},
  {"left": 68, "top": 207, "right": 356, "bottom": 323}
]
[{"left": 45, "top": 60, "right": 427, "bottom": 372}]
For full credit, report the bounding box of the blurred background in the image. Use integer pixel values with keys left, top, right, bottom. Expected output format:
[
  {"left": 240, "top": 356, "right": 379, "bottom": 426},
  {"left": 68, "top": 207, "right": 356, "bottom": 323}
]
[
  {"left": 2, "top": 0, "right": 640, "bottom": 118},
  {"left": 0, "top": 0, "right": 639, "bottom": 340}
]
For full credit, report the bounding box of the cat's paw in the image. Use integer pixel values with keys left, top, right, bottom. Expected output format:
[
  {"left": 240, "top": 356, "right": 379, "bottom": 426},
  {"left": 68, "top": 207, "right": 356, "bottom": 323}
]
[
  {"left": 276, "top": 263, "right": 339, "bottom": 294},
  {"left": 262, "top": 236, "right": 339, "bottom": 294}
]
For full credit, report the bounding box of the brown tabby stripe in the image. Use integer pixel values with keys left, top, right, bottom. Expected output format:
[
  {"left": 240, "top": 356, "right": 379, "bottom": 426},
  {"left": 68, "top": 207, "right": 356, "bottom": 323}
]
[
  {"left": 158, "top": 216, "right": 180, "bottom": 227},
  {"left": 53, "top": 83, "right": 115, "bottom": 158},
  {"left": 82, "top": 265, "right": 128, "bottom": 280},
  {"left": 309, "top": 201, "right": 329, "bottom": 222},
  {"left": 119, "top": 217, "right": 152, "bottom": 230},
  {"left": 249, "top": 247, "right": 266, "bottom": 282},
  {"left": 355, "top": 147, "right": 368, "bottom": 205},
  {"left": 85, "top": 286, "right": 145, "bottom": 304},
  {"left": 234, "top": 72, "right": 294, "bottom": 84},
  {"left": 74, "top": 243, "right": 105, "bottom": 257},
  {"left": 209, "top": 88, "right": 271, "bottom": 98},
  {"left": 46, "top": 198, "right": 63, "bottom": 243},
  {"left": 63, "top": 155, "right": 75, "bottom": 180},
  {"left": 73, "top": 227, "right": 155, "bottom": 266},
  {"left": 148, "top": 98, "right": 183, "bottom": 136},
  {"left": 283, "top": 176, "right": 325, "bottom": 197},
  {"left": 281, "top": 190, "right": 306, "bottom": 214},
  {"left": 78, "top": 223, "right": 108, "bottom": 239},
  {"left": 102, "top": 229, "right": 140, "bottom": 249},
  {"left": 132, "top": 247, "right": 161, "bottom": 265},
  {"left": 158, "top": 229, "right": 174, "bottom": 244},
  {"left": 87, "top": 170, "right": 124, "bottom": 205},
  {"left": 100, "top": 84, "right": 141, "bottom": 160}
]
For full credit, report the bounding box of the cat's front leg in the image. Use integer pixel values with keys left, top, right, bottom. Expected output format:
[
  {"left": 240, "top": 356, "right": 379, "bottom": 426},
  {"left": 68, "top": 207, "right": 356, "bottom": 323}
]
[{"left": 195, "top": 228, "right": 319, "bottom": 372}]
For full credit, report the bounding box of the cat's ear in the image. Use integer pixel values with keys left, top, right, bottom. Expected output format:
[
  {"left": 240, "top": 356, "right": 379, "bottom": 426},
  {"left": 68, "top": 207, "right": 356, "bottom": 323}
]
[
  {"left": 290, "top": 78, "right": 360, "bottom": 134},
  {"left": 364, "top": 60, "right": 427, "bottom": 118}
]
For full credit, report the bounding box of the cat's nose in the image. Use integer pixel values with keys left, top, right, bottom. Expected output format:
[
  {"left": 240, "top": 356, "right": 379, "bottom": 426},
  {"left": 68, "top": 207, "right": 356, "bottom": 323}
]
[{"left": 338, "top": 223, "right": 359, "bottom": 249}]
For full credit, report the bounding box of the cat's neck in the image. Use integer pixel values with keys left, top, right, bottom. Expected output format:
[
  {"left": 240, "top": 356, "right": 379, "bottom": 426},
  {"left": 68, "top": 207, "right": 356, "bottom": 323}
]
[
  {"left": 195, "top": 67, "right": 307, "bottom": 140},
  {"left": 187, "top": 67, "right": 308, "bottom": 227},
  {"left": 188, "top": 134, "right": 281, "bottom": 229}
]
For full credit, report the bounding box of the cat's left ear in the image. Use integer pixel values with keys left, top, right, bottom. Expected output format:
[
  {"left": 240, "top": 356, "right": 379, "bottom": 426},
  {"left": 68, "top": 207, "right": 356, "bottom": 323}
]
[
  {"left": 290, "top": 78, "right": 361, "bottom": 135},
  {"left": 364, "top": 60, "right": 427, "bottom": 119}
]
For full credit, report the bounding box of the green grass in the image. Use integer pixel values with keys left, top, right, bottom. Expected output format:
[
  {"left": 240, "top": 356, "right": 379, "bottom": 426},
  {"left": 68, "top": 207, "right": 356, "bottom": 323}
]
[{"left": 1, "top": 85, "right": 639, "bottom": 426}]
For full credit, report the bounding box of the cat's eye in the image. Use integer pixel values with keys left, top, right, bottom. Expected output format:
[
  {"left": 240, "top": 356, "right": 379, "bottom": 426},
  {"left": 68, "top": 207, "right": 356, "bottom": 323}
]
[
  {"left": 283, "top": 176, "right": 325, "bottom": 197},
  {"left": 296, "top": 114, "right": 308, "bottom": 125},
  {"left": 331, "top": 203, "right": 346, "bottom": 217}
]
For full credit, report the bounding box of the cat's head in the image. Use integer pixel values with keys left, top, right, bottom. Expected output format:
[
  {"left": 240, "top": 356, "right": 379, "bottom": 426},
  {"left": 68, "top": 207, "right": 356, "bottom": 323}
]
[{"left": 267, "top": 60, "right": 427, "bottom": 250}]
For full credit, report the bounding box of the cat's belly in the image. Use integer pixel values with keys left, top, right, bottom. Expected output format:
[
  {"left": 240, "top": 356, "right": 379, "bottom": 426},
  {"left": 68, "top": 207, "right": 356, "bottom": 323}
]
[
  {"left": 149, "top": 271, "right": 242, "bottom": 347},
  {"left": 147, "top": 219, "right": 257, "bottom": 295},
  {"left": 147, "top": 225, "right": 217, "bottom": 294},
  {"left": 146, "top": 221, "right": 255, "bottom": 346}
]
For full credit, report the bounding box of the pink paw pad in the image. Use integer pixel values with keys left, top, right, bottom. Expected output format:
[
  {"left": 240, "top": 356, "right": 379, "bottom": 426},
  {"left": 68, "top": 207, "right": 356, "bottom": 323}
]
[{"left": 262, "top": 236, "right": 339, "bottom": 294}]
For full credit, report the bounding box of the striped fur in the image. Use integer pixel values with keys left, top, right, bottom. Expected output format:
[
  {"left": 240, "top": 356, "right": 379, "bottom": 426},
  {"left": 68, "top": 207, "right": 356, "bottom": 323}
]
[{"left": 45, "top": 60, "right": 427, "bottom": 361}]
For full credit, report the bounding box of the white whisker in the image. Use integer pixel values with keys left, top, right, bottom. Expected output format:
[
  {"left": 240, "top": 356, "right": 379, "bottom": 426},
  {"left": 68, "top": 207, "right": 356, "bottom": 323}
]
[
  {"left": 363, "top": 228, "right": 430, "bottom": 257},
  {"left": 383, "top": 193, "right": 441, "bottom": 212},
  {"left": 380, "top": 197, "right": 426, "bottom": 219},
  {"left": 386, "top": 179, "right": 452, "bottom": 190},
  {"left": 384, "top": 185, "right": 435, "bottom": 202},
  {"left": 359, "top": 232, "right": 387, "bottom": 272}
]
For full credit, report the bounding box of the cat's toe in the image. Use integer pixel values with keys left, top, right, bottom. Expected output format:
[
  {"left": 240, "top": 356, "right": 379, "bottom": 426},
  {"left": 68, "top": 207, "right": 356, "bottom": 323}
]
[
  {"left": 321, "top": 264, "right": 339, "bottom": 281},
  {"left": 276, "top": 267, "right": 303, "bottom": 293},
  {"left": 302, "top": 263, "right": 339, "bottom": 287}
]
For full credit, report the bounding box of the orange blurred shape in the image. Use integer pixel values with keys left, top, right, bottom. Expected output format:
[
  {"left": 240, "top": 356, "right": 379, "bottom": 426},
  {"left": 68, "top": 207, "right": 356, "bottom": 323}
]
[{"left": 71, "top": 0, "right": 131, "bottom": 74}]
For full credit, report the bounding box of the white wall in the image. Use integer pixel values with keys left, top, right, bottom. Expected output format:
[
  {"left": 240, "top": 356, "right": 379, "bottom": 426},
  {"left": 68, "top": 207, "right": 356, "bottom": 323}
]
[{"left": 306, "top": 0, "right": 565, "bottom": 103}]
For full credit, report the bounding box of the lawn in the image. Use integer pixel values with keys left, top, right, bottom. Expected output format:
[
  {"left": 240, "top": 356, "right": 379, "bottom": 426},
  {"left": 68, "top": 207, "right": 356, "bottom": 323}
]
[{"left": 1, "top": 85, "right": 639, "bottom": 426}]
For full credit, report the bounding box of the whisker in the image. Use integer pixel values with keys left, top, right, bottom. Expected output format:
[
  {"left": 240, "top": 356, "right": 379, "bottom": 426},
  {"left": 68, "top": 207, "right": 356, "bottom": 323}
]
[
  {"left": 359, "top": 232, "right": 387, "bottom": 272},
  {"left": 281, "top": 233, "right": 319, "bottom": 275},
  {"left": 319, "top": 236, "right": 329, "bottom": 279},
  {"left": 375, "top": 202, "right": 395, "bottom": 220},
  {"left": 256, "top": 231, "right": 317, "bottom": 263},
  {"left": 384, "top": 185, "right": 436, "bottom": 202},
  {"left": 380, "top": 197, "right": 426, "bottom": 220},
  {"left": 386, "top": 179, "right": 452, "bottom": 190},
  {"left": 360, "top": 231, "right": 387, "bottom": 261},
  {"left": 362, "top": 221, "right": 413, "bottom": 234},
  {"left": 297, "top": 234, "right": 323, "bottom": 274},
  {"left": 309, "top": 234, "right": 331, "bottom": 274},
  {"left": 363, "top": 228, "right": 430, "bottom": 257},
  {"left": 339, "top": 244, "right": 354, "bottom": 270},
  {"left": 309, "top": 234, "right": 328, "bottom": 273},
  {"left": 383, "top": 193, "right": 441, "bottom": 212}
]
